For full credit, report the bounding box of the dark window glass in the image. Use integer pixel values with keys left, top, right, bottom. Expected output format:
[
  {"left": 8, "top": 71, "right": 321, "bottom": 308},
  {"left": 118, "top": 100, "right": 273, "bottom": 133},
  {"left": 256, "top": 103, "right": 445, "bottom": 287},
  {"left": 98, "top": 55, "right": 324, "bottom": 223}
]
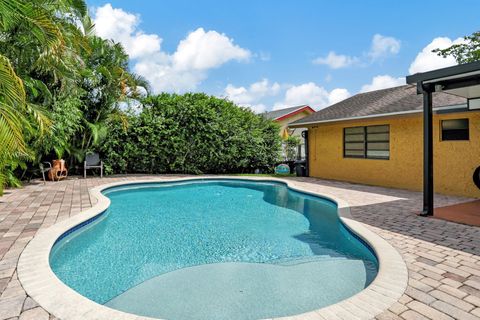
[
  {"left": 344, "top": 125, "right": 389, "bottom": 159},
  {"left": 441, "top": 119, "right": 469, "bottom": 141}
]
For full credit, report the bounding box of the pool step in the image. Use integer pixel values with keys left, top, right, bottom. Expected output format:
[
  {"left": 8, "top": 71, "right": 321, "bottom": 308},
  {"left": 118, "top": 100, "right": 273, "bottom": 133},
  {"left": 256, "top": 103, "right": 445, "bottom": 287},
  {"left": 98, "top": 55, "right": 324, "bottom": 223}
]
[{"left": 106, "top": 259, "right": 371, "bottom": 320}]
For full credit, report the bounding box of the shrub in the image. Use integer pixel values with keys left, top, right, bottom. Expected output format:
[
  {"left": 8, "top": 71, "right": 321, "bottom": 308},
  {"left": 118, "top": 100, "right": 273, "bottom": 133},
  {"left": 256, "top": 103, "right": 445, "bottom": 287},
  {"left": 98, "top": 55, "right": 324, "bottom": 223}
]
[
  {"left": 284, "top": 135, "right": 301, "bottom": 161},
  {"left": 101, "top": 93, "right": 282, "bottom": 174}
]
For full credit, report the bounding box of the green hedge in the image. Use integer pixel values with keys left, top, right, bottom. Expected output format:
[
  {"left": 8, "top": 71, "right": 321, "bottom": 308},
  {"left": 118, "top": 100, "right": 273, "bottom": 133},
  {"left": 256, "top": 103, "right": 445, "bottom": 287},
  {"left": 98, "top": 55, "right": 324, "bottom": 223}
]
[{"left": 100, "top": 93, "right": 282, "bottom": 174}]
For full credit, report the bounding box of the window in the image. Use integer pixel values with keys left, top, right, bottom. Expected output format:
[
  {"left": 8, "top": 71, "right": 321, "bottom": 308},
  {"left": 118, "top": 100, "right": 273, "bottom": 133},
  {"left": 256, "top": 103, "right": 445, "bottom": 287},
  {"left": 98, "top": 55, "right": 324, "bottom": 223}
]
[
  {"left": 366, "top": 125, "right": 390, "bottom": 159},
  {"left": 344, "top": 125, "right": 389, "bottom": 159},
  {"left": 441, "top": 119, "right": 469, "bottom": 141},
  {"left": 344, "top": 127, "right": 365, "bottom": 158}
]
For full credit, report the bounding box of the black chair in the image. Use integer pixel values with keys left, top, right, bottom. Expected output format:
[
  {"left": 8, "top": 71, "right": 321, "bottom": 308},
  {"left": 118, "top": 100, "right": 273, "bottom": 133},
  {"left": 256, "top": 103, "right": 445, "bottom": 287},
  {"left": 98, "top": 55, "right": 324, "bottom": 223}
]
[{"left": 84, "top": 153, "right": 103, "bottom": 178}]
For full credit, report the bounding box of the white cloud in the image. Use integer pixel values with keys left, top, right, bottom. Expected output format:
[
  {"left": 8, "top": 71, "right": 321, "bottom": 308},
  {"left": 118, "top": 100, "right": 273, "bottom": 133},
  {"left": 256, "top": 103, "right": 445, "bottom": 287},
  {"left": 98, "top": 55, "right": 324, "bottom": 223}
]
[
  {"left": 133, "top": 54, "right": 207, "bottom": 93},
  {"left": 93, "top": 4, "right": 161, "bottom": 59},
  {"left": 368, "top": 34, "right": 401, "bottom": 59},
  {"left": 223, "top": 79, "right": 280, "bottom": 112},
  {"left": 274, "top": 83, "right": 350, "bottom": 110},
  {"left": 222, "top": 80, "right": 350, "bottom": 113},
  {"left": 93, "top": 4, "right": 251, "bottom": 92},
  {"left": 278, "top": 83, "right": 328, "bottom": 109},
  {"left": 328, "top": 88, "right": 351, "bottom": 105},
  {"left": 173, "top": 28, "right": 250, "bottom": 71},
  {"left": 360, "top": 75, "right": 405, "bottom": 93},
  {"left": 314, "top": 34, "right": 400, "bottom": 69},
  {"left": 313, "top": 51, "right": 358, "bottom": 69},
  {"left": 408, "top": 37, "right": 463, "bottom": 74},
  {"left": 244, "top": 103, "right": 267, "bottom": 113}
]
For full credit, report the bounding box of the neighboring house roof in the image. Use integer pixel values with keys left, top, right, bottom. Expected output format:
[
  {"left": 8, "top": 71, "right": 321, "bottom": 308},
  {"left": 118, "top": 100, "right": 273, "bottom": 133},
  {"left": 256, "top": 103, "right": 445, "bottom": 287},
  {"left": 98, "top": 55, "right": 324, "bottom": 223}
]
[
  {"left": 263, "top": 105, "right": 314, "bottom": 121},
  {"left": 290, "top": 85, "right": 467, "bottom": 126}
]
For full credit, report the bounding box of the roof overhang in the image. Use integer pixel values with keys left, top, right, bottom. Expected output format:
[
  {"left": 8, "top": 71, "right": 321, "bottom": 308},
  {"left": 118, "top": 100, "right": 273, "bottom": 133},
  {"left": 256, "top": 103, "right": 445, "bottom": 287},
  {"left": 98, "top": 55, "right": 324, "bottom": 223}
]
[
  {"left": 274, "top": 105, "right": 315, "bottom": 122},
  {"left": 406, "top": 61, "right": 480, "bottom": 102},
  {"left": 288, "top": 104, "right": 467, "bottom": 128}
]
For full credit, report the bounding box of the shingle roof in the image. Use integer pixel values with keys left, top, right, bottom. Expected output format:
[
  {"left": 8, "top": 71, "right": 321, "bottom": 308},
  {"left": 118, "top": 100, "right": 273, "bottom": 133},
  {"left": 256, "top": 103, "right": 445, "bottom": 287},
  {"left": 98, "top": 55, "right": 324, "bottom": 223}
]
[
  {"left": 291, "top": 85, "right": 467, "bottom": 125},
  {"left": 263, "top": 105, "right": 308, "bottom": 120}
]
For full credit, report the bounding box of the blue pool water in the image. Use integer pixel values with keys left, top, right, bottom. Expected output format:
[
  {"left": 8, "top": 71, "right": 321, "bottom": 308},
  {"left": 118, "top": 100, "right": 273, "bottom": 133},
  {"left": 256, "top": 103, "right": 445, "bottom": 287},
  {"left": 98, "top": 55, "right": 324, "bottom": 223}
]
[{"left": 50, "top": 179, "right": 378, "bottom": 320}]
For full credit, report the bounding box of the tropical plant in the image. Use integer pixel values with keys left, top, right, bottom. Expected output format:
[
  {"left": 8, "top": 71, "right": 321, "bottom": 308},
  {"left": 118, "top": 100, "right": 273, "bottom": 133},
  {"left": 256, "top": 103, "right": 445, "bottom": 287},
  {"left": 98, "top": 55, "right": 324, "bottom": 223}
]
[
  {"left": 284, "top": 136, "right": 301, "bottom": 161},
  {"left": 0, "top": 0, "right": 149, "bottom": 193},
  {"left": 0, "top": 0, "right": 279, "bottom": 193},
  {"left": 67, "top": 35, "right": 150, "bottom": 165},
  {"left": 0, "top": 56, "right": 28, "bottom": 191},
  {"left": 34, "top": 94, "right": 84, "bottom": 159},
  {"left": 0, "top": 0, "right": 87, "bottom": 193}
]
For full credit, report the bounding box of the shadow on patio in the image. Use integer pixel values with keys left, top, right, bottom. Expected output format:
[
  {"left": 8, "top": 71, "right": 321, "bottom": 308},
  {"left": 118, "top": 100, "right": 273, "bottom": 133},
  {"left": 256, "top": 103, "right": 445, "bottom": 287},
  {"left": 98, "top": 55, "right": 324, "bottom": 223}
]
[{"left": 287, "top": 176, "right": 480, "bottom": 257}]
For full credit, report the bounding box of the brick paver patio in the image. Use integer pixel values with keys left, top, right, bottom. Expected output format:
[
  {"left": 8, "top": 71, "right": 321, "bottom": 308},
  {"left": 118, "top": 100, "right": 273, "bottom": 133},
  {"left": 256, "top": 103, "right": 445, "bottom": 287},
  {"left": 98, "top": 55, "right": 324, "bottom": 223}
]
[{"left": 0, "top": 175, "right": 479, "bottom": 320}]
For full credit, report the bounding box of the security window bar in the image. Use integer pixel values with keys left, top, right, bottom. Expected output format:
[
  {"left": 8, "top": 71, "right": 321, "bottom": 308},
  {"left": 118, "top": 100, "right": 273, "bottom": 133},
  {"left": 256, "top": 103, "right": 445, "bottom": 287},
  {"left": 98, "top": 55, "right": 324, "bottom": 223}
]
[
  {"left": 344, "top": 125, "right": 389, "bottom": 159},
  {"left": 441, "top": 119, "right": 469, "bottom": 141}
]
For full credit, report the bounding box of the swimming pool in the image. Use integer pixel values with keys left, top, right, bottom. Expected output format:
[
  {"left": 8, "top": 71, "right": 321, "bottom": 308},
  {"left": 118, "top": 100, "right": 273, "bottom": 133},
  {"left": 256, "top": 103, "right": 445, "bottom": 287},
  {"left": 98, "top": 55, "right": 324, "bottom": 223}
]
[{"left": 49, "top": 179, "right": 378, "bottom": 320}]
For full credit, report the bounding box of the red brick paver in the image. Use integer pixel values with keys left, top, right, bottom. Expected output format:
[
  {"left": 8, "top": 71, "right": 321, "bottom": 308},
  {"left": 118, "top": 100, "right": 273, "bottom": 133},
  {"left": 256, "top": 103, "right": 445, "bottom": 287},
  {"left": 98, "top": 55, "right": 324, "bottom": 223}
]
[
  {"left": 0, "top": 175, "right": 479, "bottom": 320},
  {"left": 435, "top": 200, "right": 480, "bottom": 227}
]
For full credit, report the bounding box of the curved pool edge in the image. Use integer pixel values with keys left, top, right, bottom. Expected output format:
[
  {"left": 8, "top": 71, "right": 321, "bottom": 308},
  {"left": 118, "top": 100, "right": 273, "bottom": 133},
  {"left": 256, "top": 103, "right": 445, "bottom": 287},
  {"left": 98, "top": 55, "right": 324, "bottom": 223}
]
[{"left": 17, "top": 176, "right": 408, "bottom": 320}]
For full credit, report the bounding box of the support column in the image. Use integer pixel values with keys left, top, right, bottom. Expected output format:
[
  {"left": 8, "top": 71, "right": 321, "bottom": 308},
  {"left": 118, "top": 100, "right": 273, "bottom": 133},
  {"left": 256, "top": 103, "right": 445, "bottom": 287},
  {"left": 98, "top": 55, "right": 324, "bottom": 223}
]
[{"left": 421, "top": 85, "right": 434, "bottom": 216}]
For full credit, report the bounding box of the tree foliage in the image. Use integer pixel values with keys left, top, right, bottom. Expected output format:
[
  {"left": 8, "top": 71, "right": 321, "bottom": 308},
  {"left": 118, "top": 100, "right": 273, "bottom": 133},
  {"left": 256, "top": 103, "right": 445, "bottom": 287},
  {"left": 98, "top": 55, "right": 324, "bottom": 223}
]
[
  {"left": 101, "top": 93, "right": 282, "bottom": 175},
  {"left": 0, "top": 0, "right": 148, "bottom": 193},
  {"left": 0, "top": 1, "right": 282, "bottom": 194},
  {"left": 0, "top": 0, "right": 72, "bottom": 193},
  {"left": 434, "top": 31, "right": 480, "bottom": 64},
  {"left": 284, "top": 135, "right": 301, "bottom": 161}
]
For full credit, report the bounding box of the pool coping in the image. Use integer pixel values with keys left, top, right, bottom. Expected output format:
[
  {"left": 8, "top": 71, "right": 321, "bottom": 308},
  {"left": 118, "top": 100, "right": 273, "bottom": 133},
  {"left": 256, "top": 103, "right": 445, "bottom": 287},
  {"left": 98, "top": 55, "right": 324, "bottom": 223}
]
[{"left": 17, "top": 176, "right": 408, "bottom": 320}]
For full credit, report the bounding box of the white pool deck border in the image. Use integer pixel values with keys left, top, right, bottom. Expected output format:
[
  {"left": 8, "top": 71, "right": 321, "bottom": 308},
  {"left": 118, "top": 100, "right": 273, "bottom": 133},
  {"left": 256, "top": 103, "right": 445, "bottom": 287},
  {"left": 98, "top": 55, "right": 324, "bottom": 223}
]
[{"left": 17, "top": 176, "right": 408, "bottom": 320}]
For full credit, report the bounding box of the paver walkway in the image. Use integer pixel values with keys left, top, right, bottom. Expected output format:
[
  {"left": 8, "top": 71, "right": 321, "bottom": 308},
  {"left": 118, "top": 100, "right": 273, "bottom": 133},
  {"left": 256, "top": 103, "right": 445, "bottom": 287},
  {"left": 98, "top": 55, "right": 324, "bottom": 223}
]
[{"left": 0, "top": 175, "right": 479, "bottom": 320}]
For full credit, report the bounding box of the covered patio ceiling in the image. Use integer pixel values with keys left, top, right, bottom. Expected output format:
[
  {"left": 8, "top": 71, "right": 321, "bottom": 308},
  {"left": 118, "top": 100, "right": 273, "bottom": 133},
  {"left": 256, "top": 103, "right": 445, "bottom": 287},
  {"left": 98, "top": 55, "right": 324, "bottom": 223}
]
[
  {"left": 408, "top": 61, "right": 480, "bottom": 99},
  {"left": 406, "top": 61, "right": 480, "bottom": 216}
]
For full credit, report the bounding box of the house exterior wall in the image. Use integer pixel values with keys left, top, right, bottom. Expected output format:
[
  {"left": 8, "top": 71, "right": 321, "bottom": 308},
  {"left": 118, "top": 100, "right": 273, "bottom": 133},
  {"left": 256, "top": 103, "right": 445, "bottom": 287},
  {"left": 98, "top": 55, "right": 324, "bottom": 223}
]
[{"left": 307, "top": 110, "right": 480, "bottom": 198}]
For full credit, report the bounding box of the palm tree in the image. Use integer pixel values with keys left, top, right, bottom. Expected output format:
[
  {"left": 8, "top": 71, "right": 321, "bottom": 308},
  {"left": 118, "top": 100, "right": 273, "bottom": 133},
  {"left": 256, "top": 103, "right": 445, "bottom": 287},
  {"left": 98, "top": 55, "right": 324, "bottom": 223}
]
[
  {"left": 0, "top": 0, "right": 87, "bottom": 193},
  {"left": 0, "top": 0, "right": 150, "bottom": 192},
  {"left": 72, "top": 35, "right": 151, "bottom": 162}
]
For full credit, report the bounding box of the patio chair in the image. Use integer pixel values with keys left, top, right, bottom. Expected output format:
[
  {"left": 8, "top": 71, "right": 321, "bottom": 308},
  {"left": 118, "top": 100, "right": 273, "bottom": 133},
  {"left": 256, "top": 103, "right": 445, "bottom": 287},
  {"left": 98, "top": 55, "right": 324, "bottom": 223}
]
[
  {"left": 84, "top": 153, "right": 103, "bottom": 178},
  {"left": 39, "top": 162, "right": 52, "bottom": 184}
]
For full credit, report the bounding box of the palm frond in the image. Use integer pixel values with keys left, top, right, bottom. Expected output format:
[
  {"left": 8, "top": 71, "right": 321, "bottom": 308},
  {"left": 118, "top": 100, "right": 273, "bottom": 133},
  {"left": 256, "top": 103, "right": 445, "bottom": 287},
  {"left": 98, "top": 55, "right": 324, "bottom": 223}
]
[
  {"left": 26, "top": 103, "right": 52, "bottom": 135},
  {"left": 81, "top": 15, "right": 95, "bottom": 37},
  {"left": 24, "top": 76, "right": 53, "bottom": 105},
  {"left": 0, "top": 0, "right": 64, "bottom": 48},
  {"left": 0, "top": 55, "right": 26, "bottom": 106},
  {"left": 86, "top": 121, "right": 108, "bottom": 146}
]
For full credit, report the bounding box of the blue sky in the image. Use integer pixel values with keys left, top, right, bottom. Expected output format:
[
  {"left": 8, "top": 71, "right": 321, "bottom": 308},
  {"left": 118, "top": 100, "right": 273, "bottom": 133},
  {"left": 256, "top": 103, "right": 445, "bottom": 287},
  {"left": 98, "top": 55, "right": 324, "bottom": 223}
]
[{"left": 87, "top": 0, "right": 480, "bottom": 112}]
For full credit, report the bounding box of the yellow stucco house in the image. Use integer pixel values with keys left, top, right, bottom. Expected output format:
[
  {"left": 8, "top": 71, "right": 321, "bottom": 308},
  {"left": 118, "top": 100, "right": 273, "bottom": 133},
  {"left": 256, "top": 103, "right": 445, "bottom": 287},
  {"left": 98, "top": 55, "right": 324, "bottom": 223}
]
[{"left": 290, "top": 85, "right": 480, "bottom": 198}]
